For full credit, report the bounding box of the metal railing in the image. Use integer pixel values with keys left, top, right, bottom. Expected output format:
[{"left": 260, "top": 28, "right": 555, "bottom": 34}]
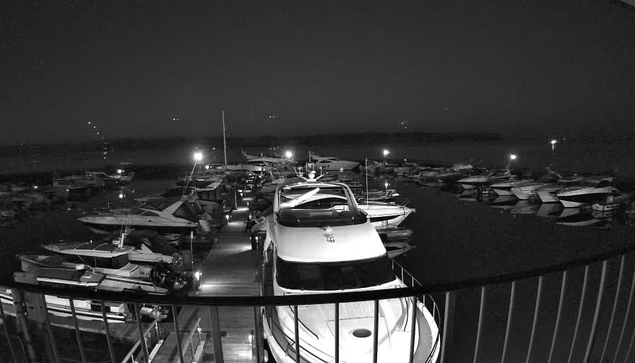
[{"left": 3, "top": 244, "right": 635, "bottom": 363}]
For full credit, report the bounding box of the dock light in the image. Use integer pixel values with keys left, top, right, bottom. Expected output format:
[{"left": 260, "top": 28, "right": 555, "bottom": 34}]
[
  {"left": 285, "top": 150, "right": 293, "bottom": 159},
  {"left": 119, "top": 193, "right": 124, "bottom": 199},
  {"left": 194, "top": 271, "right": 202, "bottom": 281},
  {"left": 509, "top": 154, "right": 517, "bottom": 161},
  {"left": 33, "top": 185, "right": 38, "bottom": 189},
  {"left": 117, "top": 169, "right": 123, "bottom": 174},
  {"left": 384, "top": 181, "right": 389, "bottom": 189},
  {"left": 193, "top": 152, "right": 203, "bottom": 162},
  {"left": 382, "top": 149, "right": 390, "bottom": 157},
  {"left": 205, "top": 165, "right": 210, "bottom": 170},
  {"left": 551, "top": 139, "right": 558, "bottom": 152}
]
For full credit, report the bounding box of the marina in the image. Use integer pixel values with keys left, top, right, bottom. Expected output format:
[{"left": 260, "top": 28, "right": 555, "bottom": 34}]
[{"left": 1, "top": 149, "right": 635, "bottom": 363}]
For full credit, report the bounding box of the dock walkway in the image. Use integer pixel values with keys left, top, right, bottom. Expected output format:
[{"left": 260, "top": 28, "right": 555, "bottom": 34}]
[{"left": 156, "top": 202, "right": 261, "bottom": 363}]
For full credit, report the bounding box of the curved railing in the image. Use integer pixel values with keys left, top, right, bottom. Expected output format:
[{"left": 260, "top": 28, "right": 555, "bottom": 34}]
[{"left": 2, "top": 243, "right": 635, "bottom": 362}]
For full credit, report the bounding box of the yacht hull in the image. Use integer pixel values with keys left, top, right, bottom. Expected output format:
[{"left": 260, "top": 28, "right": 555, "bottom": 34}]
[
  {"left": 557, "top": 188, "right": 614, "bottom": 208},
  {"left": 262, "top": 296, "right": 439, "bottom": 363},
  {"left": 537, "top": 190, "right": 560, "bottom": 203}
]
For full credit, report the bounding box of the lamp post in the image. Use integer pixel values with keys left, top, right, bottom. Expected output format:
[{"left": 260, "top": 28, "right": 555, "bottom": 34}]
[
  {"left": 550, "top": 139, "right": 558, "bottom": 153},
  {"left": 507, "top": 154, "right": 517, "bottom": 170},
  {"left": 185, "top": 151, "right": 203, "bottom": 191}
]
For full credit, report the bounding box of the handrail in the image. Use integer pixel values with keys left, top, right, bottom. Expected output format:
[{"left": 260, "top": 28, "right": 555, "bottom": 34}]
[{"left": 2, "top": 243, "right": 635, "bottom": 307}]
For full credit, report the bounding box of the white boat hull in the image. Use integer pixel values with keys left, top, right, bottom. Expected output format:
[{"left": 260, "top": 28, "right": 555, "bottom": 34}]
[
  {"left": 492, "top": 188, "right": 515, "bottom": 196},
  {"left": 537, "top": 190, "right": 560, "bottom": 203},
  {"left": 262, "top": 295, "right": 439, "bottom": 363}
]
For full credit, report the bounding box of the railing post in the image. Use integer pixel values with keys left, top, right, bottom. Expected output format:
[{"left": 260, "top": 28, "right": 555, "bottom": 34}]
[
  {"left": 209, "top": 306, "right": 224, "bottom": 363},
  {"left": 409, "top": 295, "right": 417, "bottom": 363},
  {"left": 134, "top": 304, "right": 150, "bottom": 363},
  {"left": 613, "top": 264, "right": 635, "bottom": 363},
  {"left": 100, "top": 301, "right": 117, "bottom": 363},
  {"left": 253, "top": 306, "right": 262, "bottom": 363},
  {"left": 172, "top": 305, "right": 185, "bottom": 363},
  {"left": 39, "top": 295, "right": 60, "bottom": 363},
  {"left": 583, "top": 260, "right": 608, "bottom": 363},
  {"left": 294, "top": 304, "right": 300, "bottom": 363},
  {"left": 472, "top": 286, "right": 486, "bottom": 363},
  {"left": 440, "top": 291, "right": 455, "bottom": 363},
  {"left": 500, "top": 281, "right": 516, "bottom": 363},
  {"left": 68, "top": 299, "right": 87, "bottom": 363},
  {"left": 0, "top": 300, "right": 18, "bottom": 363},
  {"left": 335, "top": 303, "right": 340, "bottom": 363},
  {"left": 624, "top": 325, "right": 635, "bottom": 363},
  {"left": 547, "top": 270, "right": 568, "bottom": 363},
  {"left": 567, "top": 265, "right": 590, "bottom": 363},
  {"left": 525, "top": 276, "right": 544, "bottom": 363},
  {"left": 373, "top": 299, "right": 380, "bottom": 363},
  {"left": 12, "top": 290, "right": 38, "bottom": 363},
  {"left": 599, "top": 255, "right": 625, "bottom": 363}
]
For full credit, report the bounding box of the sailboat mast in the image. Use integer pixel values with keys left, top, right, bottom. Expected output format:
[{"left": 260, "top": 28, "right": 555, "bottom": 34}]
[{"left": 222, "top": 110, "right": 228, "bottom": 167}]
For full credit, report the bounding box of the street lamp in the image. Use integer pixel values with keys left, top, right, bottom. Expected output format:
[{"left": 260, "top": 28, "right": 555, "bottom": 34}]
[
  {"left": 382, "top": 149, "right": 390, "bottom": 158},
  {"left": 507, "top": 154, "right": 517, "bottom": 170},
  {"left": 185, "top": 151, "right": 204, "bottom": 191},
  {"left": 284, "top": 150, "right": 293, "bottom": 159},
  {"left": 550, "top": 139, "right": 558, "bottom": 152}
]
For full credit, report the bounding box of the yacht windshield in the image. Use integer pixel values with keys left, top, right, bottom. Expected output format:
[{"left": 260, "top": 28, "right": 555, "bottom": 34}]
[
  {"left": 276, "top": 255, "right": 396, "bottom": 290},
  {"left": 172, "top": 202, "right": 200, "bottom": 222},
  {"left": 277, "top": 185, "right": 367, "bottom": 227}
]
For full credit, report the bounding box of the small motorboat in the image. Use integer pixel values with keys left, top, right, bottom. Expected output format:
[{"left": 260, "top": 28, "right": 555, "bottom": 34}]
[{"left": 592, "top": 193, "right": 632, "bottom": 212}]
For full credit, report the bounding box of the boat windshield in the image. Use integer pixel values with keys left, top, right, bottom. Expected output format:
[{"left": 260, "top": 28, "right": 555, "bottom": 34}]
[
  {"left": 277, "top": 186, "right": 366, "bottom": 227},
  {"left": 73, "top": 254, "right": 129, "bottom": 269},
  {"left": 276, "top": 255, "right": 396, "bottom": 290},
  {"left": 172, "top": 202, "right": 201, "bottom": 222}
]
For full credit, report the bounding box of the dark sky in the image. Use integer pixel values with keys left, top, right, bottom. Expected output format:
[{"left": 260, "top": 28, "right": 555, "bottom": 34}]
[{"left": 1, "top": 0, "right": 634, "bottom": 144}]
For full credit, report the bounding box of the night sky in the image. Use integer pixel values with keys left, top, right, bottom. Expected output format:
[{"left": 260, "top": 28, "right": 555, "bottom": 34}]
[{"left": 1, "top": 0, "right": 634, "bottom": 144}]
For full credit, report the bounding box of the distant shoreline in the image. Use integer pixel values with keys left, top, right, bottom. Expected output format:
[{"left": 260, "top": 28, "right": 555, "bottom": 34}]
[{"left": 0, "top": 131, "right": 504, "bottom": 154}]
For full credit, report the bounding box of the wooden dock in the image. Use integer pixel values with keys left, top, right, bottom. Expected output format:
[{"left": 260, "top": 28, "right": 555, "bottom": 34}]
[{"left": 155, "top": 204, "right": 261, "bottom": 363}]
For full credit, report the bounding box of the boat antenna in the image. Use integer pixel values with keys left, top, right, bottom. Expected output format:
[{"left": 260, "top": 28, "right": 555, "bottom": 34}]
[
  {"left": 365, "top": 157, "right": 369, "bottom": 205},
  {"left": 222, "top": 110, "right": 228, "bottom": 167}
]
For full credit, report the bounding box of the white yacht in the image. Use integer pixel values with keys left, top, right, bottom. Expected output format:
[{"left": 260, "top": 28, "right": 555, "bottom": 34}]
[
  {"left": 556, "top": 176, "right": 616, "bottom": 208},
  {"left": 77, "top": 200, "right": 206, "bottom": 242},
  {"left": 309, "top": 153, "right": 360, "bottom": 171},
  {"left": 260, "top": 180, "right": 439, "bottom": 363},
  {"left": 277, "top": 191, "right": 415, "bottom": 229},
  {"left": 38, "top": 241, "right": 188, "bottom": 292},
  {"left": 458, "top": 169, "right": 513, "bottom": 191},
  {"left": 535, "top": 175, "right": 584, "bottom": 203}
]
